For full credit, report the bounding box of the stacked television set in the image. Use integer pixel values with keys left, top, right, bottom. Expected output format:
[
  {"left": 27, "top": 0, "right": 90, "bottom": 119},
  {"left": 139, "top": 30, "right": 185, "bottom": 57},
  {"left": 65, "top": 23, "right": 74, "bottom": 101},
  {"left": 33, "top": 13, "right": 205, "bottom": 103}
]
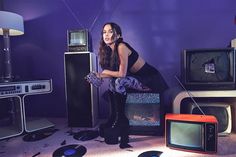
[
  {"left": 166, "top": 48, "right": 236, "bottom": 153},
  {"left": 180, "top": 47, "right": 235, "bottom": 136},
  {"left": 65, "top": 29, "right": 98, "bottom": 128},
  {"left": 181, "top": 48, "right": 236, "bottom": 90}
]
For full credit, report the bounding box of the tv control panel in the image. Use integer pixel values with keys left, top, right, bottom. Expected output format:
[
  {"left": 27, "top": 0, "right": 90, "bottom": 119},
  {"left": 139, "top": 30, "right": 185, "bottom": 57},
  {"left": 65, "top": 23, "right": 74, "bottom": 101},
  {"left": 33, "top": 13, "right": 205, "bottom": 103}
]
[
  {"left": 0, "top": 79, "right": 52, "bottom": 97},
  {"left": 206, "top": 123, "right": 217, "bottom": 152}
]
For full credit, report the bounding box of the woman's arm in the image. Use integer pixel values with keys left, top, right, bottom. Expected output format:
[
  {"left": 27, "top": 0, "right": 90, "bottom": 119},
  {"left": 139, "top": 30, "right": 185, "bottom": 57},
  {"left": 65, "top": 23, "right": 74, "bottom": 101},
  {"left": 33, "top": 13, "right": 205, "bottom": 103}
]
[{"left": 99, "top": 43, "right": 129, "bottom": 78}]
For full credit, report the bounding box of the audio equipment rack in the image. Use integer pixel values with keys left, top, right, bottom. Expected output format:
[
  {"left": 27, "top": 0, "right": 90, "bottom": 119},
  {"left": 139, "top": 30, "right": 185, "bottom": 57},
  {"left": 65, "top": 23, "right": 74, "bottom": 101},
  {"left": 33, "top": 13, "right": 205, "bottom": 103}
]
[
  {"left": 0, "top": 79, "right": 52, "bottom": 96},
  {"left": 0, "top": 79, "right": 54, "bottom": 140}
]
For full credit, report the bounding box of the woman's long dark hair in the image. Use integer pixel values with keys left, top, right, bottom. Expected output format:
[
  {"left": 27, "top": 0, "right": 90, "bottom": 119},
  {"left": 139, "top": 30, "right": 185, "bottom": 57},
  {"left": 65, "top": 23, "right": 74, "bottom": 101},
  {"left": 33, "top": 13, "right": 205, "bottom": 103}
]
[{"left": 98, "top": 22, "right": 123, "bottom": 70}]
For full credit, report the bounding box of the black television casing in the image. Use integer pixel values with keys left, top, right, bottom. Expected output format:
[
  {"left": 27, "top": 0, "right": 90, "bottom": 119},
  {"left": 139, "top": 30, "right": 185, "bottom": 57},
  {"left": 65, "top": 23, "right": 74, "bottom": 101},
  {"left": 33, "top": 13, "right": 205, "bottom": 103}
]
[
  {"left": 67, "top": 29, "right": 93, "bottom": 52},
  {"left": 181, "top": 48, "right": 236, "bottom": 90},
  {"left": 125, "top": 93, "right": 164, "bottom": 136}
]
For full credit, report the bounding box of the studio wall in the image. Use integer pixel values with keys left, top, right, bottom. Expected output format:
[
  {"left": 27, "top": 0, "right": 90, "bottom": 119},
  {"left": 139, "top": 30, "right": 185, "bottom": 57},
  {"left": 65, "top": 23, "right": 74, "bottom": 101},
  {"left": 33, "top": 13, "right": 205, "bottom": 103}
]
[{"left": 1, "top": 0, "right": 236, "bottom": 117}]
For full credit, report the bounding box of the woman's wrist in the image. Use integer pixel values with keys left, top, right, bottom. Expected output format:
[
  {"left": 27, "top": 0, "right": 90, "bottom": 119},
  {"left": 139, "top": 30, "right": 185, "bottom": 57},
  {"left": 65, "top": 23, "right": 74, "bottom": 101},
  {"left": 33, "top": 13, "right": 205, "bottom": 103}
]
[{"left": 96, "top": 72, "right": 101, "bottom": 78}]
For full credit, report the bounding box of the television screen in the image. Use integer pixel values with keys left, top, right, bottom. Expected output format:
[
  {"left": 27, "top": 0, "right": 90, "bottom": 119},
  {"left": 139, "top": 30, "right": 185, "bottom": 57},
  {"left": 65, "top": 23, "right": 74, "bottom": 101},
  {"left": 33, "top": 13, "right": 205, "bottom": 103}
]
[
  {"left": 189, "top": 102, "right": 232, "bottom": 136},
  {"left": 170, "top": 121, "right": 203, "bottom": 148},
  {"left": 125, "top": 93, "right": 163, "bottom": 135},
  {"left": 69, "top": 31, "right": 86, "bottom": 46},
  {"left": 181, "top": 48, "right": 235, "bottom": 90},
  {"left": 67, "top": 29, "right": 92, "bottom": 52}
]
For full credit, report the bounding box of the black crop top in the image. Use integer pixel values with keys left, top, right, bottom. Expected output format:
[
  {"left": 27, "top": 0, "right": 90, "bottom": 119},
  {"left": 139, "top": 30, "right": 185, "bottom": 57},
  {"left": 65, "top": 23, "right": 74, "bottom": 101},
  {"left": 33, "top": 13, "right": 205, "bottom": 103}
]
[{"left": 122, "top": 42, "right": 139, "bottom": 70}]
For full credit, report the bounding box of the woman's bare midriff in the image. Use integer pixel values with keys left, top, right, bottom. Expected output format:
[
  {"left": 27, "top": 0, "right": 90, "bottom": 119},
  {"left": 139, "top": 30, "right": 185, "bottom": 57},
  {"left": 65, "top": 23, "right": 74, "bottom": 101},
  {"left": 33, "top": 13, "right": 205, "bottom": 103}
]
[{"left": 129, "top": 56, "right": 145, "bottom": 73}]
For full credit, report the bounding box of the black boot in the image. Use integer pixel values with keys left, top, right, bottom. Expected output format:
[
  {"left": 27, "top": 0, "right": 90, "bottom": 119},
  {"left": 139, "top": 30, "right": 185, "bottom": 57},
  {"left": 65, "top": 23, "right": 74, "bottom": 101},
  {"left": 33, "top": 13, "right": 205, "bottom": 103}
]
[
  {"left": 99, "top": 91, "right": 116, "bottom": 137},
  {"left": 111, "top": 93, "right": 131, "bottom": 149}
]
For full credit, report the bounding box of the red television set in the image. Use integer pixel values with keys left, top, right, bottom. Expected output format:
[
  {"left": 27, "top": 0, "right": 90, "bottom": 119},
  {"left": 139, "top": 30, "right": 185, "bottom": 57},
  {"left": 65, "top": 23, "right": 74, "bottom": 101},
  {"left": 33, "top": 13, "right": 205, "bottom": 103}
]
[{"left": 165, "top": 113, "right": 218, "bottom": 154}]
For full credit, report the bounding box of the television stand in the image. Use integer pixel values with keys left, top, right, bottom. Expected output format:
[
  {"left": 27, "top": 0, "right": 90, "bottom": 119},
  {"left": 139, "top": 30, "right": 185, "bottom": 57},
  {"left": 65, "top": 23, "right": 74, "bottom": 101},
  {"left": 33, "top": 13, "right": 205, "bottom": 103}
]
[{"left": 0, "top": 79, "right": 54, "bottom": 140}]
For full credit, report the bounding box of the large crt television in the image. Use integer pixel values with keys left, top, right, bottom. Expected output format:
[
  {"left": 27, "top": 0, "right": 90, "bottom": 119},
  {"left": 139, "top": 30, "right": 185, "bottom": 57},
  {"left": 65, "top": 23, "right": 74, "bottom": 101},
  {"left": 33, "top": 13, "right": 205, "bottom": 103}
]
[
  {"left": 125, "top": 93, "right": 164, "bottom": 135},
  {"left": 165, "top": 114, "right": 218, "bottom": 154},
  {"left": 181, "top": 48, "right": 236, "bottom": 90},
  {"left": 187, "top": 102, "right": 232, "bottom": 136},
  {"left": 67, "top": 29, "right": 92, "bottom": 52}
]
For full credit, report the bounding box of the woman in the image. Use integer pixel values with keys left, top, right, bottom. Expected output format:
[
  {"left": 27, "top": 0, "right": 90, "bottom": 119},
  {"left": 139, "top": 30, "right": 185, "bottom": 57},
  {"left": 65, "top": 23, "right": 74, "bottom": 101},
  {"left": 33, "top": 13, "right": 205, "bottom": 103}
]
[{"left": 97, "top": 22, "right": 168, "bottom": 148}]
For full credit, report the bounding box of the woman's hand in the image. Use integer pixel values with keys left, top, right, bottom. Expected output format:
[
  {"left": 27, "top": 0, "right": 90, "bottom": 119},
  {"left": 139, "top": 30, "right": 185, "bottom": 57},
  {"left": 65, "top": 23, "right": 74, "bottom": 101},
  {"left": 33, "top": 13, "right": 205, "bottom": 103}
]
[
  {"left": 95, "top": 72, "right": 101, "bottom": 78},
  {"left": 84, "top": 71, "right": 103, "bottom": 88}
]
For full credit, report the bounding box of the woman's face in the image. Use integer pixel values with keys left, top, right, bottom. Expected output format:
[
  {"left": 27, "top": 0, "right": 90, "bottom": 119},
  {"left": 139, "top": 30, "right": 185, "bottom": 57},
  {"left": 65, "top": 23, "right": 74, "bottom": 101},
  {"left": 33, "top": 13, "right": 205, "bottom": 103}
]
[{"left": 102, "top": 24, "right": 118, "bottom": 45}]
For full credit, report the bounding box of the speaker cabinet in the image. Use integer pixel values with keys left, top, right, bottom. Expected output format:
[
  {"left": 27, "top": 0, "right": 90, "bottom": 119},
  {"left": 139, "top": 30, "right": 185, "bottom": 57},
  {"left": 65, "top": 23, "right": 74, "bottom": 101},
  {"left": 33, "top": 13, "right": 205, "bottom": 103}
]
[{"left": 64, "top": 52, "right": 98, "bottom": 127}]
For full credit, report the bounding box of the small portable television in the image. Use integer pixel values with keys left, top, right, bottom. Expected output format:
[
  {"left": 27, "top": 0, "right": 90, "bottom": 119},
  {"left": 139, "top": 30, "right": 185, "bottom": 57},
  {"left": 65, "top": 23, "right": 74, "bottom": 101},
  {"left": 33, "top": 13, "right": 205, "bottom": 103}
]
[
  {"left": 181, "top": 48, "right": 236, "bottom": 90},
  {"left": 165, "top": 113, "right": 218, "bottom": 154},
  {"left": 125, "top": 93, "right": 164, "bottom": 135},
  {"left": 188, "top": 102, "right": 232, "bottom": 136},
  {"left": 67, "top": 29, "right": 92, "bottom": 52}
]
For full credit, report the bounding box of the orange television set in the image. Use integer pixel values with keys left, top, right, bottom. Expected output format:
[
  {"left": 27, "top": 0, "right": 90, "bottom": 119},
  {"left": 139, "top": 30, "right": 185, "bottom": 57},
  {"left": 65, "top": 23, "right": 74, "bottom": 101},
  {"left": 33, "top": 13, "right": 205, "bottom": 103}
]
[{"left": 165, "top": 113, "right": 218, "bottom": 154}]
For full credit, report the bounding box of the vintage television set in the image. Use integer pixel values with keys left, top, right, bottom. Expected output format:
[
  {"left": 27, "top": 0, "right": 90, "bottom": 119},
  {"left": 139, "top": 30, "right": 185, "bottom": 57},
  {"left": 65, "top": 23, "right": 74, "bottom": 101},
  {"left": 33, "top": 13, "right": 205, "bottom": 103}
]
[
  {"left": 165, "top": 113, "right": 218, "bottom": 154},
  {"left": 67, "top": 29, "right": 92, "bottom": 52},
  {"left": 181, "top": 48, "right": 236, "bottom": 90},
  {"left": 187, "top": 102, "right": 232, "bottom": 136},
  {"left": 125, "top": 93, "right": 164, "bottom": 135}
]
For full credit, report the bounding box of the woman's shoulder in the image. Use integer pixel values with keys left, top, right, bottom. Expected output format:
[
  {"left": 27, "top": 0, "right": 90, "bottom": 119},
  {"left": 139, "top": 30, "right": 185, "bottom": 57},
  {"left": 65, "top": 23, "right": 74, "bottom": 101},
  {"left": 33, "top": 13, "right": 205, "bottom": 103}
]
[
  {"left": 117, "top": 40, "right": 130, "bottom": 48},
  {"left": 117, "top": 42, "right": 130, "bottom": 51},
  {"left": 117, "top": 42, "right": 126, "bottom": 47},
  {"left": 117, "top": 42, "right": 132, "bottom": 56}
]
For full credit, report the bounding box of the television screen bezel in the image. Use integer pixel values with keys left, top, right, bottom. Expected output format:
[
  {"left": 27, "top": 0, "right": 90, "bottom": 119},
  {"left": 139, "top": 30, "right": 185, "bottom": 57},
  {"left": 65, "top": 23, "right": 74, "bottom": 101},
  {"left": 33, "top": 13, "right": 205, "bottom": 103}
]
[
  {"left": 67, "top": 29, "right": 88, "bottom": 47},
  {"left": 181, "top": 48, "right": 236, "bottom": 90},
  {"left": 125, "top": 92, "right": 164, "bottom": 136},
  {"left": 166, "top": 120, "right": 205, "bottom": 152},
  {"left": 165, "top": 114, "right": 218, "bottom": 154}
]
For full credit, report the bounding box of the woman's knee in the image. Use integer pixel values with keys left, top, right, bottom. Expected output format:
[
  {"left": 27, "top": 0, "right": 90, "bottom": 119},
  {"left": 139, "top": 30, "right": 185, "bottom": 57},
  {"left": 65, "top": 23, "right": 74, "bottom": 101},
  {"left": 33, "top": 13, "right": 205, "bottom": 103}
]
[
  {"left": 114, "top": 78, "right": 127, "bottom": 94},
  {"left": 114, "top": 78, "right": 127, "bottom": 86}
]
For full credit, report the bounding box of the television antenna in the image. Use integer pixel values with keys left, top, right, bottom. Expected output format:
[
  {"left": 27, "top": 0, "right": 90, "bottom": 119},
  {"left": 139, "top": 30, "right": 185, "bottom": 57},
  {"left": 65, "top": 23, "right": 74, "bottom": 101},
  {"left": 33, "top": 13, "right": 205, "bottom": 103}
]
[{"left": 174, "top": 75, "right": 205, "bottom": 115}]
